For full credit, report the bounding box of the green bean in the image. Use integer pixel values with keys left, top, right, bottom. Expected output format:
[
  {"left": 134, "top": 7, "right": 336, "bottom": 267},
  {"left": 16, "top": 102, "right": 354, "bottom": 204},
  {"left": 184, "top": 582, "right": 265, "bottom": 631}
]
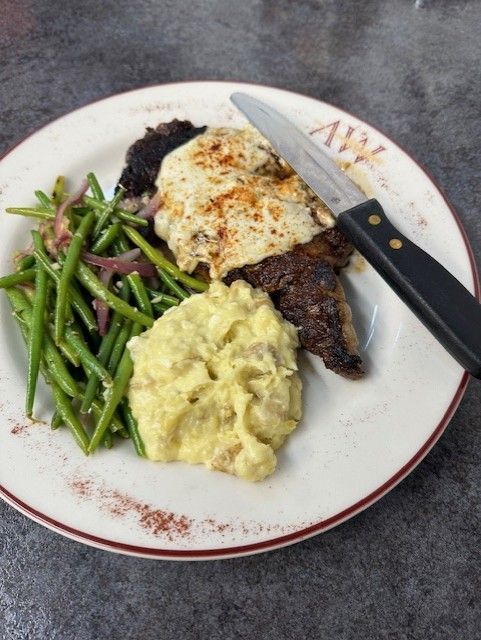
[
  {"left": 63, "top": 324, "right": 112, "bottom": 386},
  {"left": 158, "top": 268, "right": 189, "bottom": 300},
  {"left": 5, "top": 288, "right": 79, "bottom": 398},
  {"left": 92, "top": 187, "right": 126, "bottom": 239},
  {"left": 76, "top": 261, "right": 153, "bottom": 327},
  {"left": 109, "top": 411, "right": 125, "bottom": 433},
  {"left": 31, "top": 240, "right": 71, "bottom": 327},
  {"left": 154, "top": 301, "right": 177, "bottom": 316},
  {"left": 80, "top": 308, "right": 124, "bottom": 413},
  {"left": 9, "top": 294, "right": 34, "bottom": 363},
  {"left": 115, "top": 209, "right": 149, "bottom": 227},
  {"left": 126, "top": 273, "right": 153, "bottom": 317},
  {"left": 82, "top": 194, "right": 105, "bottom": 210},
  {"left": 58, "top": 253, "right": 96, "bottom": 333},
  {"left": 33, "top": 238, "right": 97, "bottom": 333},
  {"left": 82, "top": 278, "right": 130, "bottom": 413},
  {"left": 111, "top": 235, "right": 153, "bottom": 318},
  {"left": 79, "top": 356, "right": 124, "bottom": 433},
  {"left": 10, "top": 290, "right": 48, "bottom": 363},
  {"left": 54, "top": 211, "right": 95, "bottom": 344},
  {"left": 6, "top": 207, "right": 55, "bottom": 221},
  {"left": 31, "top": 228, "right": 50, "bottom": 265},
  {"left": 87, "top": 172, "right": 104, "bottom": 201},
  {"left": 108, "top": 318, "right": 132, "bottom": 374},
  {"left": 117, "top": 275, "right": 131, "bottom": 302},
  {"left": 6, "top": 289, "right": 89, "bottom": 455},
  {"left": 45, "top": 275, "right": 55, "bottom": 307},
  {"left": 90, "top": 223, "right": 121, "bottom": 254},
  {"left": 10, "top": 300, "right": 31, "bottom": 348},
  {"left": 103, "top": 430, "right": 113, "bottom": 449},
  {"left": 26, "top": 259, "right": 48, "bottom": 417},
  {"left": 112, "top": 233, "right": 129, "bottom": 254},
  {"left": 89, "top": 322, "right": 142, "bottom": 452},
  {"left": 0, "top": 268, "right": 36, "bottom": 289},
  {"left": 42, "top": 345, "right": 79, "bottom": 398},
  {"left": 116, "top": 427, "right": 130, "bottom": 439},
  {"left": 16, "top": 254, "right": 36, "bottom": 272},
  {"left": 122, "top": 226, "right": 208, "bottom": 292},
  {"left": 35, "top": 190, "right": 54, "bottom": 209},
  {"left": 57, "top": 337, "right": 81, "bottom": 367},
  {"left": 52, "top": 176, "right": 65, "bottom": 206},
  {"left": 68, "top": 280, "right": 97, "bottom": 332},
  {"left": 71, "top": 206, "right": 90, "bottom": 217},
  {"left": 90, "top": 399, "right": 125, "bottom": 432},
  {"left": 51, "top": 382, "right": 89, "bottom": 455},
  {"left": 21, "top": 326, "right": 86, "bottom": 451},
  {"left": 32, "top": 243, "right": 61, "bottom": 280},
  {"left": 121, "top": 399, "right": 145, "bottom": 457},
  {"left": 146, "top": 289, "right": 179, "bottom": 306},
  {"left": 51, "top": 411, "right": 63, "bottom": 430},
  {"left": 6, "top": 290, "right": 88, "bottom": 454},
  {"left": 5, "top": 287, "right": 32, "bottom": 316},
  {"left": 83, "top": 195, "right": 148, "bottom": 228}
]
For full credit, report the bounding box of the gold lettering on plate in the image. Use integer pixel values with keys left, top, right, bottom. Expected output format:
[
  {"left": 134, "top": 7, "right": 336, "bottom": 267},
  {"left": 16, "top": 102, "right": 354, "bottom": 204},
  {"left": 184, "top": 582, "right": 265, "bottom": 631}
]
[{"left": 310, "top": 120, "right": 386, "bottom": 164}]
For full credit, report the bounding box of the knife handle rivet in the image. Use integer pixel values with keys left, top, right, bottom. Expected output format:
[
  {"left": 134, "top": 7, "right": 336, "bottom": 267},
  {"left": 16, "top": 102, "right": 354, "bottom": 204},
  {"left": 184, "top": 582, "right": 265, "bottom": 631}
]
[
  {"left": 368, "top": 214, "right": 381, "bottom": 225},
  {"left": 389, "top": 238, "right": 403, "bottom": 249}
]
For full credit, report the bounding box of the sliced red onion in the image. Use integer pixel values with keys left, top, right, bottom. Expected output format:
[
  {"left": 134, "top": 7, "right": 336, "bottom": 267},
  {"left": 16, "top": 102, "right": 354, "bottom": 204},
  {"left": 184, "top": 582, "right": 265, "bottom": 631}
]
[
  {"left": 94, "top": 269, "right": 112, "bottom": 336},
  {"left": 56, "top": 233, "right": 70, "bottom": 250},
  {"left": 91, "top": 249, "right": 146, "bottom": 334},
  {"left": 54, "top": 178, "right": 89, "bottom": 246},
  {"left": 136, "top": 191, "right": 162, "bottom": 220},
  {"left": 82, "top": 250, "right": 156, "bottom": 277}
]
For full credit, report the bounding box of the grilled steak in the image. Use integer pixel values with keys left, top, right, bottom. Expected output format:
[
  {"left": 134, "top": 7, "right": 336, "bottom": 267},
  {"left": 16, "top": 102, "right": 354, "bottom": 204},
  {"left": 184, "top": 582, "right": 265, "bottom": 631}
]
[
  {"left": 294, "top": 227, "right": 353, "bottom": 269},
  {"left": 118, "top": 120, "right": 206, "bottom": 198},
  {"left": 117, "top": 120, "right": 364, "bottom": 378},
  {"left": 225, "top": 246, "right": 362, "bottom": 378}
]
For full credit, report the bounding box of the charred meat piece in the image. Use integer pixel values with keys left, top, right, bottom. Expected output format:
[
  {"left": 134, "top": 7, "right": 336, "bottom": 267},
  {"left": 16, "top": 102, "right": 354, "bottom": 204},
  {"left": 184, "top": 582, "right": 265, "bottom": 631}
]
[
  {"left": 293, "top": 227, "right": 354, "bottom": 270},
  {"left": 225, "top": 250, "right": 363, "bottom": 379},
  {"left": 118, "top": 120, "right": 206, "bottom": 198}
]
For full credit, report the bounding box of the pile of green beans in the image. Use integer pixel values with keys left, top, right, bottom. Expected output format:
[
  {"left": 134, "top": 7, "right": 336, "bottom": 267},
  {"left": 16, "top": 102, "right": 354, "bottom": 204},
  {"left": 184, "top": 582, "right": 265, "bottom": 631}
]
[{"left": 1, "top": 173, "right": 208, "bottom": 455}]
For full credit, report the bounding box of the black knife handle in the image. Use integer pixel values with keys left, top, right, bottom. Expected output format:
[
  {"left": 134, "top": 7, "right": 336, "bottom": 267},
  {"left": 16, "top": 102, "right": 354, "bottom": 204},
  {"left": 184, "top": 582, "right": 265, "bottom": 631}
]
[{"left": 336, "top": 199, "right": 481, "bottom": 378}]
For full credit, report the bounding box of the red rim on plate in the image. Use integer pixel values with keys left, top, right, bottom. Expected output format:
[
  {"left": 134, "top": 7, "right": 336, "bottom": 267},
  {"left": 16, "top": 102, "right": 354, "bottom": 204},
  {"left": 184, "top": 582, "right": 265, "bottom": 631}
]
[{"left": 0, "top": 82, "right": 479, "bottom": 560}]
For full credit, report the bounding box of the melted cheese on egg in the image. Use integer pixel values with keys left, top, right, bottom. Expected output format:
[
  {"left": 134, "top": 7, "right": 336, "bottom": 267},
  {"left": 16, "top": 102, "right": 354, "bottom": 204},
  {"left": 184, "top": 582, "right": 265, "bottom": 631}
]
[{"left": 154, "top": 125, "right": 334, "bottom": 280}]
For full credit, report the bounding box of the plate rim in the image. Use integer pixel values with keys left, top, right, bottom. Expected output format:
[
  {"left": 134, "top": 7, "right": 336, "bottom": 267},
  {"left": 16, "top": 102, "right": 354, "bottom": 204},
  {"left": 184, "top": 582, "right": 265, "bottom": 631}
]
[{"left": 0, "top": 81, "right": 478, "bottom": 560}]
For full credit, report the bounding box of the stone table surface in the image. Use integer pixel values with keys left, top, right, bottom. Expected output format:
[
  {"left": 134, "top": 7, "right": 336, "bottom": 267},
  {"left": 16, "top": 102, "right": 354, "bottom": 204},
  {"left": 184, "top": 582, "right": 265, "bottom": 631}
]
[{"left": 1, "top": 1, "right": 480, "bottom": 639}]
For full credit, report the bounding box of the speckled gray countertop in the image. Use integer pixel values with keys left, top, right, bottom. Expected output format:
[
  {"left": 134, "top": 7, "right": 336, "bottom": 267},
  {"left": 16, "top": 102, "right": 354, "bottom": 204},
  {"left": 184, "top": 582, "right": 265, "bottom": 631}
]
[{"left": 1, "top": 1, "right": 480, "bottom": 638}]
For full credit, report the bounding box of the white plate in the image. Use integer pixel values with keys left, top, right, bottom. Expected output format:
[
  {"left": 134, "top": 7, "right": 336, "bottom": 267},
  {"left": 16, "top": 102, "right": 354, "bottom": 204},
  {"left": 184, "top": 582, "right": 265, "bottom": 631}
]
[{"left": 0, "top": 82, "right": 478, "bottom": 560}]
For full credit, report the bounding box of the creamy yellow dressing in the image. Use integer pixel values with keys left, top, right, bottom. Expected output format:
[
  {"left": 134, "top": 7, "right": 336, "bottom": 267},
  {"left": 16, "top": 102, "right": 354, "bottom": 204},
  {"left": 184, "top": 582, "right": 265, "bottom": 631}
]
[
  {"left": 154, "top": 125, "right": 334, "bottom": 280},
  {"left": 127, "top": 281, "right": 302, "bottom": 481}
]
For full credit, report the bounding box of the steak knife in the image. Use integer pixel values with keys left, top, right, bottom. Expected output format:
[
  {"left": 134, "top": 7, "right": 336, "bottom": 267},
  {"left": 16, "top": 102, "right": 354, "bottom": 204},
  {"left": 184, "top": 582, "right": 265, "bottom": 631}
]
[{"left": 230, "top": 92, "right": 481, "bottom": 378}]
